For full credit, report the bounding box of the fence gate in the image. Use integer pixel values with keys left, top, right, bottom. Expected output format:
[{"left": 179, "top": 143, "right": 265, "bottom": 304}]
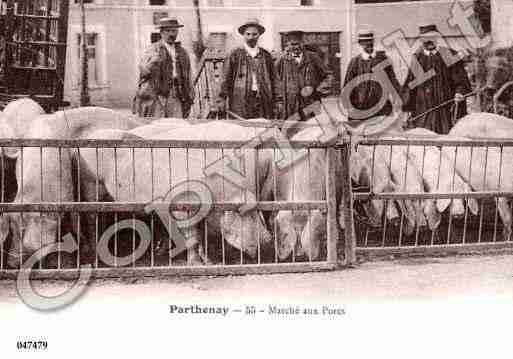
[
  {"left": 0, "top": 136, "right": 348, "bottom": 280},
  {"left": 0, "top": 0, "right": 69, "bottom": 112}
]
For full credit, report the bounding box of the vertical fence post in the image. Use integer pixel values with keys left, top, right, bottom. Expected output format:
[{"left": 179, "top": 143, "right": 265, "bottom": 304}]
[
  {"left": 326, "top": 147, "right": 339, "bottom": 265},
  {"left": 339, "top": 141, "right": 357, "bottom": 265}
]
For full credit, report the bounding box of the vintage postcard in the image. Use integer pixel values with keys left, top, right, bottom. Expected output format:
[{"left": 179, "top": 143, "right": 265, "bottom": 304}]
[{"left": 0, "top": 0, "right": 511, "bottom": 357}]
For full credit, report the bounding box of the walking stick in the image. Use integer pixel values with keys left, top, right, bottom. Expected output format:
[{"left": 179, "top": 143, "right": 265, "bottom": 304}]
[
  {"left": 452, "top": 100, "right": 459, "bottom": 127},
  {"left": 408, "top": 87, "right": 486, "bottom": 124}
]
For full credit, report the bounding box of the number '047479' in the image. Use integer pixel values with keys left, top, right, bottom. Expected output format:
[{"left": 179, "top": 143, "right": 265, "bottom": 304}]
[{"left": 16, "top": 341, "right": 48, "bottom": 350}]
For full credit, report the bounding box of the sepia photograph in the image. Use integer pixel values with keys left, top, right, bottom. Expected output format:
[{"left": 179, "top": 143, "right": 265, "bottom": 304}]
[{"left": 0, "top": 0, "right": 512, "bottom": 357}]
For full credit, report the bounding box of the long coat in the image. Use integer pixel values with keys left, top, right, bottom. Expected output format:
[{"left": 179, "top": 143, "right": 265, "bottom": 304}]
[
  {"left": 342, "top": 51, "right": 401, "bottom": 122},
  {"left": 133, "top": 40, "right": 194, "bottom": 118},
  {"left": 402, "top": 47, "right": 471, "bottom": 134},
  {"left": 274, "top": 50, "right": 331, "bottom": 120},
  {"left": 219, "top": 47, "right": 276, "bottom": 119}
]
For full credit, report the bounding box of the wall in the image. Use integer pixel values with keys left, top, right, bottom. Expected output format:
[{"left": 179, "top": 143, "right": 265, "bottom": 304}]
[
  {"left": 491, "top": 0, "right": 513, "bottom": 48},
  {"left": 355, "top": 0, "right": 476, "bottom": 83},
  {"left": 63, "top": 0, "right": 478, "bottom": 108},
  {"left": 63, "top": 0, "right": 351, "bottom": 108}
]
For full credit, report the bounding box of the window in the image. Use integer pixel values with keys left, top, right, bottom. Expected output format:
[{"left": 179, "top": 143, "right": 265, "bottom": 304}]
[
  {"left": 300, "top": 0, "right": 314, "bottom": 5},
  {"left": 208, "top": 32, "right": 227, "bottom": 50},
  {"left": 74, "top": 0, "right": 94, "bottom": 3},
  {"left": 149, "top": 0, "right": 166, "bottom": 5},
  {"left": 77, "top": 33, "right": 99, "bottom": 86}
]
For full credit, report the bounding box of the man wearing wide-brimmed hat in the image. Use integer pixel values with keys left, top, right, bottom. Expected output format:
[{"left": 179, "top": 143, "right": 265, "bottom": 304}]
[
  {"left": 342, "top": 26, "right": 402, "bottom": 122},
  {"left": 274, "top": 30, "right": 332, "bottom": 121},
  {"left": 402, "top": 24, "right": 471, "bottom": 134},
  {"left": 217, "top": 18, "right": 277, "bottom": 119},
  {"left": 133, "top": 17, "right": 194, "bottom": 118}
]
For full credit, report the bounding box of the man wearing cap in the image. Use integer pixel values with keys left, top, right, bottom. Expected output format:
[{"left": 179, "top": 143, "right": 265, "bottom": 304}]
[
  {"left": 134, "top": 17, "right": 194, "bottom": 118},
  {"left": 402, "top": 24, "right": 471, "bottom": 134},
  {"left": 274, "top": 30, "right": 331, "bottom": 121},
  {"left": 218, "top": 18, "right": 276, "bottom": 119},
  {"left": 342, "top": 27, "right": 402, "bottom": 122}
]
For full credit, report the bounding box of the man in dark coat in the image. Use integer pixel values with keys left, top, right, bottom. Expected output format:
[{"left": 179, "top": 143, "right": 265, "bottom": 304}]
[
  {"left": 133, "top": 17, "right": 194, "bottom": 118},
  {"left": 342, "top": 27, "right": 402, "bottom": 122},
  {"left": 402, "top": 24, "right": 472, "bottom": 134},
  {"left": 218, "top": 18, "right": 277, "bottom": 119},
  {"left": 274, "top": 31, "right": 331, "bottom": 121}
]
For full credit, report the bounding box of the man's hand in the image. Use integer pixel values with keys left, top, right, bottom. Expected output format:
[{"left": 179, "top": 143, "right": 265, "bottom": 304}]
[
  {"left": 301, "top": 86, "right": 314, "bottom": 98},
  {"left": 454, "top": 93, "right": 465, "bottom": 103}
]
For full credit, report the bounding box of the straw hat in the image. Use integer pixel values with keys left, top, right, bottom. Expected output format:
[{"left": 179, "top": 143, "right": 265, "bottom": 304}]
[
  {"left": 238, "top": 18, "right": 266, "bottom": 35},
  {"left": 156, "top": 17, "right": 184, "bottom": 29}
]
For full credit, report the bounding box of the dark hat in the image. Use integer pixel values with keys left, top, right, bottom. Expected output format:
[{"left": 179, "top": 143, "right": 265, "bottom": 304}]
[
  {"left": 357, "top": 26, "right": 374, "bottom": 42},
  {"left": 238, "top": 18, "right": 266, "bottom": 35},
  {"left": 284, "top": 30, "right": 305, "bottom": 41},
  {"left": 418, "top": 24, "right": 441, "bottom": 38},
  {"left": 156, "top": 17, "right": 184, "bottom": 29}
]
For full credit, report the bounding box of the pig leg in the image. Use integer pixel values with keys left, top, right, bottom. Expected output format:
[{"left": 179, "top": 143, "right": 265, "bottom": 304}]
[
  {"left": 300, "top": 210, "right": 326, "bottom": 261},
  {"left": 185, "top": 227, "right": 204, "bottom": 266},
  {"left": 396, "top": 200, "right": 416, "bottom": 235},
  {"left": 2, "top": 215, "right": 24, "bottom": 269},
  {"left": 424, "top": 200, "right": 442, "bottom": 231},
  {"left": 171, "top": 210, "right": 204, "bottom": 266},
  {"left": 386, "top": 201, "right": 400, "bottom": 225},
  {"left": 415, "top": 201, "right": 427, "bottom": 228},
  {"left": 276, "top": 211, "right": 299, "bottom": 261},
  {"left": 498, "top": 197, "right": 512, "bottom": 241}
]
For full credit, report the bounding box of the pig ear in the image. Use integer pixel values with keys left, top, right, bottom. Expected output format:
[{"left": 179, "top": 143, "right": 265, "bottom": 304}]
[
  {"left": 350, "top": 152, "right": 365, "bottom": 183},
  {"left": 467, "top": 198, "right": 479, "bottom": 216}
]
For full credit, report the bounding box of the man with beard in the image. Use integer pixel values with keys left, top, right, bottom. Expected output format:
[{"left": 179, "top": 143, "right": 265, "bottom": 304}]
[
  {"left": 402, "top": 24, "right": 471, "bottom": 134},
  {"left": 274, "top": 30, "right": 331, "bottom": 121},
  {"left": 342, "top": 27, "right": 402, "bottom": 123},
  {"left": 134, "top": 17, "right": 194, "bottom": 118},
  {"left": 217, "top": 18, "right": 277, "bottom": 119}
]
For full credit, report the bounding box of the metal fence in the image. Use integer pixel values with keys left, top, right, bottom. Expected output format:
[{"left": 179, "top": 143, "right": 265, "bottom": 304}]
[
  {"left": 2, "top": 131, "right": 513, "bottom": 280},
  {"left": 351, "top": 135, "right": 513, "bottom": 259},
  {"left": 0, "top": 137, "right": 347, "bottom": 280}
]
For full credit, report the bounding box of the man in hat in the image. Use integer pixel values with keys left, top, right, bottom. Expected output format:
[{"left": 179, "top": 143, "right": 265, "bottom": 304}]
[
  {"left": 342, "top": 27, "right": 402, "bottom": 123},
  {"left": 402, "top": 24, "right": 471, "bottom": 134},
  {"left": 217, "top": 18, "right": 277, "bottom": 119},
  {"left": 274, "top": 30, "right": 331, "bottom": 121},
  {"left": 134, "top": 17, "right": 194, "bottom": 118}
]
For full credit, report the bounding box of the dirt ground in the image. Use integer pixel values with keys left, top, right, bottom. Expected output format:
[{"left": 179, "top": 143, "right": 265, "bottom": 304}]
[
  {"left": 1, "top": 253, "right": 513, "bottom": 304},
  {"left": 1, "top": 254, "right": 513, "bottom": 358}
]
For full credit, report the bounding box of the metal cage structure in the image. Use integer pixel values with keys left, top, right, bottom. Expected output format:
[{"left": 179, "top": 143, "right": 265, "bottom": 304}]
[
  {"left": 350, "top": 135, "right": 513, "bottom": 260},
  {"left": 0, "top": 0, "right": 70, "bottom": 112},
  {"left": 0, "top": 131, "right": 513, "bottom": 279},
  {"left": 0, "top": 136, "right": 350, "bottom": 280}
]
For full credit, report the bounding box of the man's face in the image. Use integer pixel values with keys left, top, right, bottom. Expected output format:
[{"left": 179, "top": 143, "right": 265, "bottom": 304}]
[
  {"left": 161, "top": 27, "right": 179, "bottom": 44},
  {"left": 243, "top": 26, "right": 261, "bottom": 48},
  {"left": 287, "top": 39, "right": 303, "bottom": 56},
  {"left": 359, "top": 40, "right": 374, "bottom": 54},
  {"left": 422, "top": 39, "right": 436, "bottom": 51}
]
